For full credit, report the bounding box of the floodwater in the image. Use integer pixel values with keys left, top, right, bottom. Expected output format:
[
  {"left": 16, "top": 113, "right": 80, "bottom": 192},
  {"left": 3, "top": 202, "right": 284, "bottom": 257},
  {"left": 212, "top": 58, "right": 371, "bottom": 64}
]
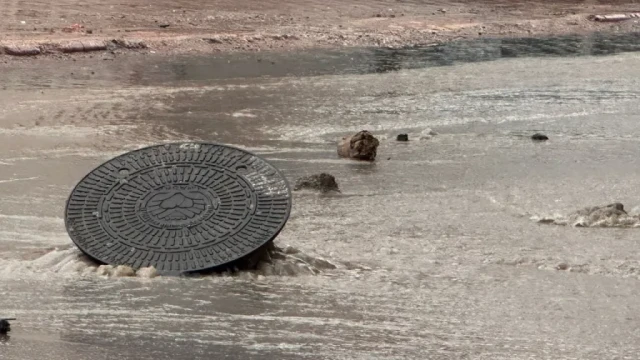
[{"left": 1, "top": 32, "right": 640, "bottom": 359}]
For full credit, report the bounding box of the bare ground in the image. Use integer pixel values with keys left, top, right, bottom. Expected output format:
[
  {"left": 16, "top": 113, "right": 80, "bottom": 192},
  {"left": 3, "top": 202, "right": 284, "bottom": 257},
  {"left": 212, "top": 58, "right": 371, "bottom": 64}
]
[{"left": 1, "top": 0, "right": 640, "bottom": 58}]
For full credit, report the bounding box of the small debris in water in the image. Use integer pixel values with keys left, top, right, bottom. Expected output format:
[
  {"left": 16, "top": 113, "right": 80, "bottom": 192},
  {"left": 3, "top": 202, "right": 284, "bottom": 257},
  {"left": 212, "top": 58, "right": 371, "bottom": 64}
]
[
  {"left": 0, "top": 318, "right": 14, "bottom": 334},
  {"left": 420, "top": 128, "right": 438, "bottom": 140},
  {"left": 537, "top": 217, "right": 556, "bottom": 224},
  {"left": 531, "top": 133, "right": 549, "bottom": 141},
  {"left": 396, "top": 134, "right": 409, "bottom": 142},
  {"left": 294, "top": 173, "right": 340, "bottom": 193},
  {"left": 607, "top": 202, "right": 627, "bottom": 214}
]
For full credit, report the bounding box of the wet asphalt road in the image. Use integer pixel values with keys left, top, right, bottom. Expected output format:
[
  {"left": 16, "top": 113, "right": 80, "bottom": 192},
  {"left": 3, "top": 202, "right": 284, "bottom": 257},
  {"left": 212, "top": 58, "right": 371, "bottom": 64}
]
[{"left": 1, "top": 33, "right": 640, "bottom": 359}]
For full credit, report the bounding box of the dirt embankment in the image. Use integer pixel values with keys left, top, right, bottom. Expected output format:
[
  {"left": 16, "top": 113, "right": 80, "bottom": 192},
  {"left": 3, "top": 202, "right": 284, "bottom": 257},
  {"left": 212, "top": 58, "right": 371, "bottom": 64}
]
[{"left": 1, "top": 0, "right": 640, "bottom": 58}]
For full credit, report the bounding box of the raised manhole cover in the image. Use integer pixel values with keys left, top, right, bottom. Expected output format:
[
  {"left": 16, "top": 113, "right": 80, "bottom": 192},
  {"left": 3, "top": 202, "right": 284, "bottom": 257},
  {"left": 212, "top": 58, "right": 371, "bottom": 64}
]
[{"left": 65, "top": 143, "right": 292, "bottom": 273}]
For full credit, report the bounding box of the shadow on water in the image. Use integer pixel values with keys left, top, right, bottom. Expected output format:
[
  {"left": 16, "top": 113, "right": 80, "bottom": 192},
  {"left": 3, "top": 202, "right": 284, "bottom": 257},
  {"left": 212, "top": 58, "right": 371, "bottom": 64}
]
[
  {"left": 140, "top": 31, "right": 640, "bottom": 83},
  {"left": 368, "top": 32, "right": 640, "bottom": 73},
  {"left": 2, "top": 31, "right": 639, "bottom": 89}
]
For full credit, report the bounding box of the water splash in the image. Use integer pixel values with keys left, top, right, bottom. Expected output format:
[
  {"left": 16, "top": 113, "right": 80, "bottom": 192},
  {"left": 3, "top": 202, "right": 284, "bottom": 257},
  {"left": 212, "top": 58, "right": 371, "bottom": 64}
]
[
  {"left": 0, "top": 244, "right": 341, "bottom": 280},
  {"left": 492, "top": 256, "right": 640, "bottom": 280},
  {"left": 533, "top": 203, "right": 640, "bottom": 228}
]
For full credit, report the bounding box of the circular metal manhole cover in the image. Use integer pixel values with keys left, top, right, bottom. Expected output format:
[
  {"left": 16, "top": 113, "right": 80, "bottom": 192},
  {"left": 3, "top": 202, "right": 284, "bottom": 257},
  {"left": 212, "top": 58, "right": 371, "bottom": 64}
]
[{"left": 65, "top": 143, "right": 291, "bottom": 273}]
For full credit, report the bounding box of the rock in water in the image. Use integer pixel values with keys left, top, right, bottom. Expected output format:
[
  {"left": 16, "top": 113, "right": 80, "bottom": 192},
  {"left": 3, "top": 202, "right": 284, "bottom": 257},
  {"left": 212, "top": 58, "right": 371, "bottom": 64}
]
[
  {"left": 337, "top": 130, "right": 380, "bottom": 161},
  {"left": 569, "top": 202, "right": 631, "bottom": 227},
  {"left": 607, "top": 202, "right": 627, "bottom": 214},
  {"left": 396, "top": 134, "right": 409, "bottom": 142},
  {"left": 294, "top": 173, "right": 340, "bottom": 193},
  {"left": 572, "top": 203, "right": 627, "bottom": 217},
  {"left": 0, "top": 319, "right": 10, "bottom": 334},
  {"left": 531, "top": 133, "right": 549, "bottom": 141},
  {"left": 229, "top": 241, "right": 277, "bottom": 271},
  {"left": 537, "top": 202, "right": 637, "bottom": 228}
]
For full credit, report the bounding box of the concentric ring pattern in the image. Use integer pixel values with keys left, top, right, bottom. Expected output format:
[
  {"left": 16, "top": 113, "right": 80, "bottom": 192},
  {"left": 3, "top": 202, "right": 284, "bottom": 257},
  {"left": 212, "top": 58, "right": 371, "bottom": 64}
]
[{"left": 65, "top": 143, "right": 291, "bottom": 273}]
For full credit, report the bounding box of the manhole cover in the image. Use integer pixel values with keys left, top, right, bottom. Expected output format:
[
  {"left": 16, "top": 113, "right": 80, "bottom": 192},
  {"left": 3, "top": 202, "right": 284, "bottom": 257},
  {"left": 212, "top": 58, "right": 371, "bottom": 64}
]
[{"left": 65, "top": 143, "right": 291, "bottom": 273}]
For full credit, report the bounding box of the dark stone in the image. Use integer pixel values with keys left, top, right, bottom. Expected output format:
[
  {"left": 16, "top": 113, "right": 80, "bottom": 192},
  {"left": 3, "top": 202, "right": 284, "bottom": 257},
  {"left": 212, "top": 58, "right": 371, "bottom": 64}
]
[
  {"left": 571, "top": 202, "right": 629, "bottom": 220},
  {"left": 531, "top": 133, "right": 549, "bottom": 141},
  {"left": 223, "top": 241, "right": 277, "bottom": 271},
  {"left": 606, "top": 202, "right": 627, "bottom": 214},
  {"left": 0, "top": 319, "right": 12, "bottom": 334},
  {"left": 337, "top": 130, "right": 380, "bottom": 161},
  {"left": 294, "top": 173, "right": 340, "bottom": 193},
  {"left": 396, "top": 134, "right": 409, "bottom": 142},
  {"left": 158, "top": 24, "right": 170, "bottom": 28}
]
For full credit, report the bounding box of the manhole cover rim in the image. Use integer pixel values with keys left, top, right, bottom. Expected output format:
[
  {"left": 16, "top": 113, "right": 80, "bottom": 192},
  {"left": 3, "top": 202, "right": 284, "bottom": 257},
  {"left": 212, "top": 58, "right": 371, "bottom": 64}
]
[{"left": 64, "top": 141, "right": 292, "bottom": 272}]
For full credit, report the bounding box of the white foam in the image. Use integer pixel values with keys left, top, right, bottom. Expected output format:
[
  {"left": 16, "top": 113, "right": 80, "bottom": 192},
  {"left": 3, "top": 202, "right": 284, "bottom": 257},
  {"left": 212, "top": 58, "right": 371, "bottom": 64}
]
[
  {"left": 492, "top": 256, "right": 640, "bottom": 279},
  {"left": 0, "top": 245, "right": 343, "bottom": 280},
  {"left": 534, "top": 204, "right": 640, "bottom": 228},
  {"left": 231, "top": 112, "right": 257, "bottom": 118}
]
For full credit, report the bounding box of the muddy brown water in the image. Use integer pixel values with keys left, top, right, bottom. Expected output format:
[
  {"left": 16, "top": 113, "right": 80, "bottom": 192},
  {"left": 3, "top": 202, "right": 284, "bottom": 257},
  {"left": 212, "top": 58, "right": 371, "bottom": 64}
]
[{"left": 1, "top": 33, "right": 640, "bottom": 359}]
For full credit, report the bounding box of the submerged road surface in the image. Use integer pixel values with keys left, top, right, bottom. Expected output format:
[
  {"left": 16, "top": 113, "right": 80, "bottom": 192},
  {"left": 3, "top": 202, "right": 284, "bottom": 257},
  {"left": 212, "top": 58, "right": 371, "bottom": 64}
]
[{"left": 0, "top": 34, "right": 640, "bottom": 359}]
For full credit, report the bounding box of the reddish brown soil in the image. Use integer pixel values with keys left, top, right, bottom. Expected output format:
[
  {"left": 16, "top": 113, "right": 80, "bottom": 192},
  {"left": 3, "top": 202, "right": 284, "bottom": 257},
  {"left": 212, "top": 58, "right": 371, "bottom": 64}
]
[{"left": 1, "top": 0, "right": 640, "bottom": 57}]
